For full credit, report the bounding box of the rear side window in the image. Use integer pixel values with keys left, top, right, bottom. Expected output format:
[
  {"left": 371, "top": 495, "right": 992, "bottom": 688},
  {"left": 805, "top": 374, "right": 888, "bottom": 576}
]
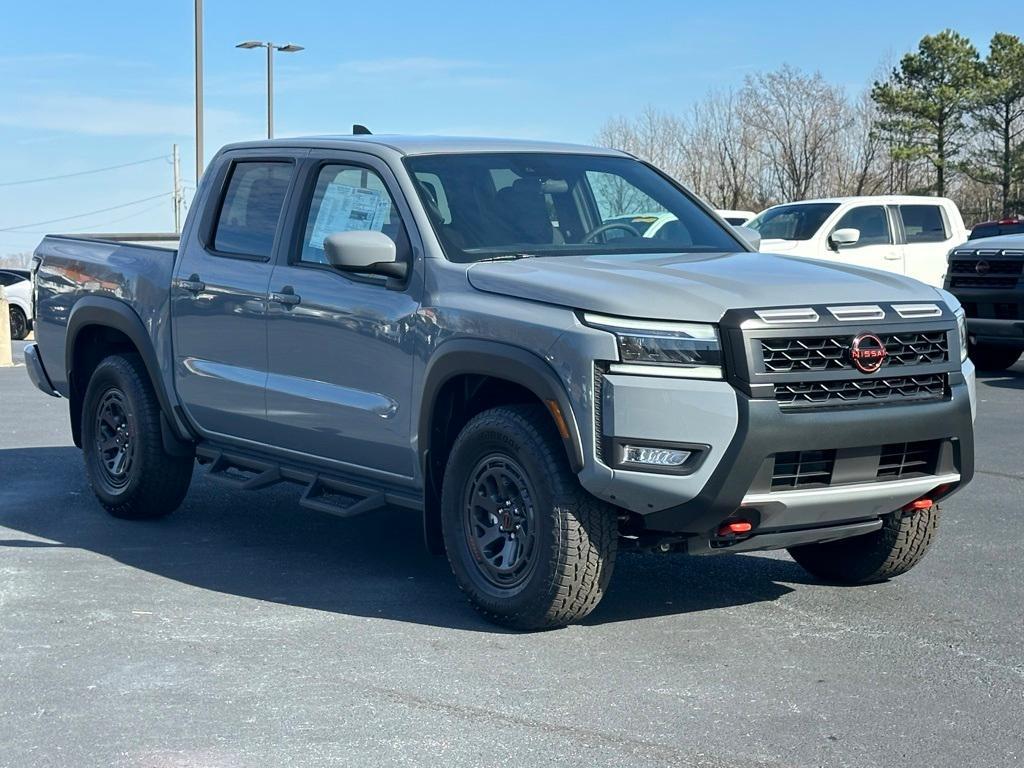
[
  {"left": 0, "top": 271, "right": 23, "bottom": 287},
  {"left": 900, "top": 205, "right": 948, "bottom": 243},
  {"left": 832, "top": 206, "right": 891, "bottom": 246},
  {"left": 213, "top": 162, "right": 292, "bottom": 257}
]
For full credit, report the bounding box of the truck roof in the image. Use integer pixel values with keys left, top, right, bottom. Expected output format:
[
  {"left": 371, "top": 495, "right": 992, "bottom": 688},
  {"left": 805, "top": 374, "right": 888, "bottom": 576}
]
[
  {"left": 220, "top": 134, "right": 629, "bottom": 158},
  {"left": 768, "top": 195, "right": 958, "bottom": 207}
]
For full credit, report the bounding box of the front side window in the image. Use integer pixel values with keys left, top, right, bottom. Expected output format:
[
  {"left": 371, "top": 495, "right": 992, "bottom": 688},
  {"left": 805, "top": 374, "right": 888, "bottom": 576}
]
[
  {"left": 404, "top": 153, "right": 740, "bottom": 263},
  {"left": 300, "top": 164, "right": 410, "bottom": 265},
  {"left": 213, "top": 162, "right": 292, "bottom": 258},
  {"left": 746, "top": 203, "right": 839, "bottom": 241},
  {"left": 900, "top": 205, "right": 948, "bottom": 243},
  {"left": 832, "top": 206, "right": 891, "bottom": 246}
]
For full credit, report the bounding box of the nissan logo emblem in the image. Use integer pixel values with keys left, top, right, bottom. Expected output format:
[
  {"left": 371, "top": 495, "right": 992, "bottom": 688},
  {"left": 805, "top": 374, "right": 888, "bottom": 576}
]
[
  {"left": 975, "top": 260, "right": 991, "bottom": 275},
  {"left": 849, "top": 333, "right": 887, "bottom": 373}
]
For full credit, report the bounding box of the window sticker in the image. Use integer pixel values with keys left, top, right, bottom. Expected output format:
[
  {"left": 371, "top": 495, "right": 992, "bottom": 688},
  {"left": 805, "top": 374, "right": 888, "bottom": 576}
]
[{"left": 308, "top": 183, "right": 390, "bottom": 249}]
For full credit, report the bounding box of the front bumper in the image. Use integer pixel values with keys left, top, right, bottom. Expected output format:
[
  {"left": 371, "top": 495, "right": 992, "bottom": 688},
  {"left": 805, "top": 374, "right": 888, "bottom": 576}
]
[{"left": 966, "top": 317, "right": 1024, "bottom": 347}]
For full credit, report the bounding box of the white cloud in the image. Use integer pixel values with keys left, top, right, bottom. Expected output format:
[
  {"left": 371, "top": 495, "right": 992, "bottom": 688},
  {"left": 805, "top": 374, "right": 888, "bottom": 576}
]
[{"left": 0, "top": 93, "right": 251, "bottom": 138}]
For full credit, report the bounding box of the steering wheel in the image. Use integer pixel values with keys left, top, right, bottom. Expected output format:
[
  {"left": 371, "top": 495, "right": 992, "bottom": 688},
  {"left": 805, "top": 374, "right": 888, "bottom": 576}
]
[{"left": 581, "top": 221, "right": 642, "bottom": 243}]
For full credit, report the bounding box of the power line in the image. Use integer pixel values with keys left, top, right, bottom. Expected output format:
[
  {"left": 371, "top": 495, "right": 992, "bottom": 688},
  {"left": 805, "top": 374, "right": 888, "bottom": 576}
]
[
  {"left": 6, "top": 200, "right": 173, "bottom": 236},
  {"left": 0, "top": 155, "right": 170, "bottom": 188},
  {"left": 0, "top": 193, "right": 172, "bottom": 232}
]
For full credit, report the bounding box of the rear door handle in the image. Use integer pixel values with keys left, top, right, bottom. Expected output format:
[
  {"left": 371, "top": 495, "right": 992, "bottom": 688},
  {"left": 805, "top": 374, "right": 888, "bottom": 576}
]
[
  {"left": 269, "top": 287, "right": 301, "bottom": 307},
  {"left": 173, "top": 274, "right": 206, "bottom": 294},
  {"left": 884, "top": 253, "right": 902, "bottom": 261}
]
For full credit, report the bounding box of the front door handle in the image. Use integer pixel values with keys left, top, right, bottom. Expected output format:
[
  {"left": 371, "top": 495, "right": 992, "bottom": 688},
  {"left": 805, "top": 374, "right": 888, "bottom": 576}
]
[
  {"left": 173, "top": 274, "right": 206, "bottom": 294},
  {"left": 883, "top": 253, "right": 902, "bottom": 261},
  {"left": 269, "top": 287, "right": 301, "bottom": 307}
]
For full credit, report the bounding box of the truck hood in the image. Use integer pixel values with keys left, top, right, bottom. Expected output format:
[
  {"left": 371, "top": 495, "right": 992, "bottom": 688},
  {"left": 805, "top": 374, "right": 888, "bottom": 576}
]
[{"left": 466, "top": 251, "right": 941, "bottom": 323}]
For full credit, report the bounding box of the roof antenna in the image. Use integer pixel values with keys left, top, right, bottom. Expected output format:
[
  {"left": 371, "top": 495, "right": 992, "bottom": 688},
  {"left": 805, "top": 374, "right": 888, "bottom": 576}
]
[{"left": 352, "top": 124, "right": 372, "bottom": 135}]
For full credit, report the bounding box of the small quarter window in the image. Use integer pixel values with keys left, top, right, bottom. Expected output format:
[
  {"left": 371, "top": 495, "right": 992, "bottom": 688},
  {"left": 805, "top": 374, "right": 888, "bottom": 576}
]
[
  {"left": 900, "top": 205, "right": 949, "bottom": 243},
  {"left": 213, "top": 162, "right": 292, "bottom": 258}
]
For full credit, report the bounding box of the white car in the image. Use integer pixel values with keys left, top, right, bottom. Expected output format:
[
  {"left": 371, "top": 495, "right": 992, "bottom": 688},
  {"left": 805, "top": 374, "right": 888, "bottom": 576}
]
[
  {"left": 716, "top": 209, "right": 756, "bottom": 226},
  {"left": 746, "top": 196, "right": 968, "bottom": 287},
  {"left": 1, "top": 269, "right": 33, "bottom": 340}
]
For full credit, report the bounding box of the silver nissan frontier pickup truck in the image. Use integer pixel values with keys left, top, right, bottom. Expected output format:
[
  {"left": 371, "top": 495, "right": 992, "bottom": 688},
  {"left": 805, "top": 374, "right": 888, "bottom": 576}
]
[{"left": 25, "top": 134, "right": 976, "bottom": 629}]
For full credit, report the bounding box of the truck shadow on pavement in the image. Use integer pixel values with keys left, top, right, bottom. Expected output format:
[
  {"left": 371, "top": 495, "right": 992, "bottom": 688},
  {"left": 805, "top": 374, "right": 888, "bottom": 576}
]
[
  {"left": 975, "top": 367, "right": 1024, "bottom": 390},
  {"left": 0, "top": 446, "right": 813, "bottom": 632}
]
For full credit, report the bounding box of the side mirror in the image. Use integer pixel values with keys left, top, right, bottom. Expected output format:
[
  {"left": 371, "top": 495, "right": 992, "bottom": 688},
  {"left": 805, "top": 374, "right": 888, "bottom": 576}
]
[
  {"left": 734, "top": 225, "right": 761, "bottom": 251},
  {"left": 829, "top": 228, "right": 860, "bottom": 250},
  {"left": 324, "top": 230, "right": 406, "bottom": 279}
]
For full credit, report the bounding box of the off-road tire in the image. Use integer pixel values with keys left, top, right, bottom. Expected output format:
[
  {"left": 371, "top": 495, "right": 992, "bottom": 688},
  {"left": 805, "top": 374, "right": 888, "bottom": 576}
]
[
  {"left": 441, "top": 404, "right": 618, "bottom": 630},
  {"left": 81, "top": 353, "right": 193, "bottom": 519},
  {"left": 788, "top": 507, "right": 940, "bottom": 584},
  {"left": 9, "top": 306, "right": 28, "bottom": 340},
  {"left": 969, "top": 343, "right": 1021, "bottom": 371}
]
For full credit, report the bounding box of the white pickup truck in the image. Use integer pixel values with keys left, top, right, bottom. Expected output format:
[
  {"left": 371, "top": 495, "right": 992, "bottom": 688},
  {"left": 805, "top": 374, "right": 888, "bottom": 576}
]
[{"left": 747, "top": 196, "right": 968, "bottom": 287}]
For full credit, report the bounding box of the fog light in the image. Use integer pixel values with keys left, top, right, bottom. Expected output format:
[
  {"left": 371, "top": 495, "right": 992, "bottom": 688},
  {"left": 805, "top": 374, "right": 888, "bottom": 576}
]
[{"left": 622, "top": 445, "right": 691, "bottom": 467}]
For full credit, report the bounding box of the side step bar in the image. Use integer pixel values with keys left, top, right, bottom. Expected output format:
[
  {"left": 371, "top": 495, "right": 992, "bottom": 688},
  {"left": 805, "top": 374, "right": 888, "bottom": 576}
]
[{"left": 197, "top": 446, "right": 420, "bottom": 519}]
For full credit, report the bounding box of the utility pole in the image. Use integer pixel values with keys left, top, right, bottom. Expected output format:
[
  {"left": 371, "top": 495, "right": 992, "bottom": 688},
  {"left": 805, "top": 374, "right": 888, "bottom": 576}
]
[
  {"left": 194, "top": 0, "right": 204, "bottom": 184},
  {"left": 172, "top": 143, "right": 184, "bottom": 234}
]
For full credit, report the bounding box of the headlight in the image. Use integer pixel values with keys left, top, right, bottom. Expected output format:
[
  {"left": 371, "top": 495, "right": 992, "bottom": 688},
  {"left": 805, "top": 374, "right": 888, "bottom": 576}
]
[
  {"left": 956, "top": 309, "right": 968, "bottom": 363},
  {"left": 583, "top": 313, "right": 722, "bottom": 379}
]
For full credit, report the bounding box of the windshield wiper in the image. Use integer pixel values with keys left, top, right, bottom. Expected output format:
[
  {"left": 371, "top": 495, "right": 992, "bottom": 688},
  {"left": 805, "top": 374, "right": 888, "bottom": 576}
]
[{"left": 474, "top": 252, "right": 537, "bottom": 263}]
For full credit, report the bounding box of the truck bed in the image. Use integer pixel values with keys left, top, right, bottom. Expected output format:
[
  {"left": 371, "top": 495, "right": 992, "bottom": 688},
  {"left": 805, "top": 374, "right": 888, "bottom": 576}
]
[{"left": 32, "top": 234, "right": 179, "bottom": 398}]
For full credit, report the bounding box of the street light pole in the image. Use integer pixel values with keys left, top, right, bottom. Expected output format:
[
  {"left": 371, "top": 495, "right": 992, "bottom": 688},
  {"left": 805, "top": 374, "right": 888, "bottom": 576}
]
[
  {"left": 194, "top": 0, "right": 204, "bottom": 183},
  {"left": 236, "top": 41, "right": 304, "bottom": 140}
]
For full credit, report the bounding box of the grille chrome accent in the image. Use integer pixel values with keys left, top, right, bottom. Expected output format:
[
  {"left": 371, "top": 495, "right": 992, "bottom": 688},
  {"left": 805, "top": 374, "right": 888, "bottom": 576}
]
[
  {"left": 827, "top": 305, "right": 885, "bottom": 322},
  {"left": 760, "top": 332, "right": 948, "bottom": 373},
  {"left": 774, "top": 374, "right": 947, "bottom": 409},
  {"left": 892, "top": 303, "right": 942, "bottom": 319},
  {"left": 755, "top": 308, "right": 819, "bottom": 324}
]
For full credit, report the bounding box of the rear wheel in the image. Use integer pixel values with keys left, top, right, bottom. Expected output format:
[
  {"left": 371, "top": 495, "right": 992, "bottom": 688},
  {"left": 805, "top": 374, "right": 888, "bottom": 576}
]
[
  {"left": 788, "top": 507, "right": 939, "bottom": 584},
  {"left": 81, "top": 353, "right": 193, "bottom": 519},
  {"left": 8, "top": 306, "right": 28, "bottom": 340},
  {"left": 969, "top": 342, "right": 1021, "bottom": 371},
  {"left": 441, "top": 404, "right": 618, "bottom": 630}
]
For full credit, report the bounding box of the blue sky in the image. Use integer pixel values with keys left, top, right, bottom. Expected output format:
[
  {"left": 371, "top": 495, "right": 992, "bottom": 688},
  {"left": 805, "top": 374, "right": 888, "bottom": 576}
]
[{"left": 0, "top": 0, "right": 1007, "bottom": 257}]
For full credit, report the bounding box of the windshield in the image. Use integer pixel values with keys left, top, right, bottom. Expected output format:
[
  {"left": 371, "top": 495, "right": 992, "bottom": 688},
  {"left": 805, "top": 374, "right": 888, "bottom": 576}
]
[
  {"left": 403, "top": 153, "right": 741, "bottom": 263},
  {"left": 747, "top": 203, "right": 840, "bottom": 241}
]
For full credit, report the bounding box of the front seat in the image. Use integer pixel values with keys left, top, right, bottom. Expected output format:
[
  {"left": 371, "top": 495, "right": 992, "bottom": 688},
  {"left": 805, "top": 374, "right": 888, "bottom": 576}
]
[{"left": 494, "top": 178, "right": 563, "bottom": 245}]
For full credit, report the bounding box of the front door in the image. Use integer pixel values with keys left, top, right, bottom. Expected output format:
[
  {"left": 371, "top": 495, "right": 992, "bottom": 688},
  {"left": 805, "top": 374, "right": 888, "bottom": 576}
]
[
  {"left": 265, "top": 154, "right": 421, "bottom": 479},
  {"left": 171, "top": 155, "right": 299, "bottom": 442},
  {"left": 828, "top": 204, "right": 903, "bottom": 275}
]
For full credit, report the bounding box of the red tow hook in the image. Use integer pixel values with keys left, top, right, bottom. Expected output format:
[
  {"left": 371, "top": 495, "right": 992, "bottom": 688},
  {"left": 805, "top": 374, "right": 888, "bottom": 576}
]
[
  {"left": 717, "top": 521, "right": 753, "bottom": 537},
  {"left": 902, "top": 498, "right": 934, "bottom": 513}
]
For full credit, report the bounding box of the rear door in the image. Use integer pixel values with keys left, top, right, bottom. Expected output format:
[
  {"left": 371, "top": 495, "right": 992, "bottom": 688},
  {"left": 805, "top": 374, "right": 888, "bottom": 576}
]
[
  {"left": 171, "top": 151, "right": 303, "bottom": 442},
  {"left": 827, "top": 204, "right": 902, "bottom": 274},
  {"left": 896, "top": 203, "right": 955, "bottom": 286},
  {"left": 264, "top": 151, "right": 422, "bottom": 479}
]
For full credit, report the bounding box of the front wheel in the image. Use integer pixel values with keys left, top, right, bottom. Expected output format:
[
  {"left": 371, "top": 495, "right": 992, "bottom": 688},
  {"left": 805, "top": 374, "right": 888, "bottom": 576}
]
[
  {"left": 81, "top": 353, "right": 194, "bottom": 519},
  {"left": 969, "top": 342, "right": 1021, "bottom": 371},
  {"left": 788, "top": 507, "right": 939, "bottom": 584},
  {"left": 441, "top": 404, "right": 618, "bottom": 630}
]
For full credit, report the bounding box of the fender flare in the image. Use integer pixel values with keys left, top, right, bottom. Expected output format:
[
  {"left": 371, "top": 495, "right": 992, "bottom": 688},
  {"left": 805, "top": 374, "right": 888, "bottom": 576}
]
[
  {"left": 419, "top": 338, "right": 585, "bottom": 475},
  {"left": 66, "top": 297, "right": 192, "bottom": 449}
]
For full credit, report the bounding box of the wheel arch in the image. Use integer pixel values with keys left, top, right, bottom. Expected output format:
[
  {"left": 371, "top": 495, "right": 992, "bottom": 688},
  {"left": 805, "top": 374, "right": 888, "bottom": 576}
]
[
  {"left": 418, "top": 339, "right": 585, "bottom": 554},
  {"left": 66, "top": 297, "right": 192, "bottom": 453}
]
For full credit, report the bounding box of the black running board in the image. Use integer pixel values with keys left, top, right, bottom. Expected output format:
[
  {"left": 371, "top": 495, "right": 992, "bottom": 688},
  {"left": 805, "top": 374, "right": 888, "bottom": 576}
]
[{"left": 196, "top": 445, "right": 420, "bottom": 519}]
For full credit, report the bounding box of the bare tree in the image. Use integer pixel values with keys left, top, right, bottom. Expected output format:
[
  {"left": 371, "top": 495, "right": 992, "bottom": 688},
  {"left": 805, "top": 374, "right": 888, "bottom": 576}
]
[{"left": 740, "top": 65, "right": 851, "bottom": 202}]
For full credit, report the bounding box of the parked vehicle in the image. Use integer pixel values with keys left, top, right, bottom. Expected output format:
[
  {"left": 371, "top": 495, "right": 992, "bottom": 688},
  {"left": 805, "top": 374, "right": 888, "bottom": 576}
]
[
  {"left": 716, "top": 209, "right": 756, "bottom": 226},
  {"left": 0, "top": 269, "right": 33, "bottom": 340},
  {"left": 944, "top": 233, "right": 1024, "bottom": 371},
  {"left": 747, "top": 196, "right": 968, "bottom": 287},
  {"left": 968, "top": 216, "right": 1024, "bottom": 241},
  {"left": 26, "top": 135, "right": 976, "bottom": 629}
]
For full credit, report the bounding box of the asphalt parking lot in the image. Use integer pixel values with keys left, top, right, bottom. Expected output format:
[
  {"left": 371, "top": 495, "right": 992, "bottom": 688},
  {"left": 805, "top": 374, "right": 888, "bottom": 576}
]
[{"left": 1, "top": 342, "right": 1022, "bottom": 768}]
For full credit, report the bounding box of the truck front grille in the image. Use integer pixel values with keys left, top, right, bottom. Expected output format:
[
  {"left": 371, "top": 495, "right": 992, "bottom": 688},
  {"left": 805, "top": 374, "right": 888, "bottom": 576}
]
[
  {"left": 770, "top": 449, "right": 836, "bottom": 489},
  {"left": 774, "top": 374, "right": 947, "bottom": 410},
  {"left": 961, "top": 301, "right": 1023, "bottom": 320},
  {"left": 877, "top": 441, "right": 941, "bottom": 480},
  {"left": 765, "top": 439, "right": 945, "bottom": 492},
  {"left": 949, "top": 259, "right": 1023, "bottom": 276},
  {"left": 949, "top": 274, "right": 1020, "bottom": 289},
  {"left": 761, "top": 331, "right": 948, "bottom": 373}
]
